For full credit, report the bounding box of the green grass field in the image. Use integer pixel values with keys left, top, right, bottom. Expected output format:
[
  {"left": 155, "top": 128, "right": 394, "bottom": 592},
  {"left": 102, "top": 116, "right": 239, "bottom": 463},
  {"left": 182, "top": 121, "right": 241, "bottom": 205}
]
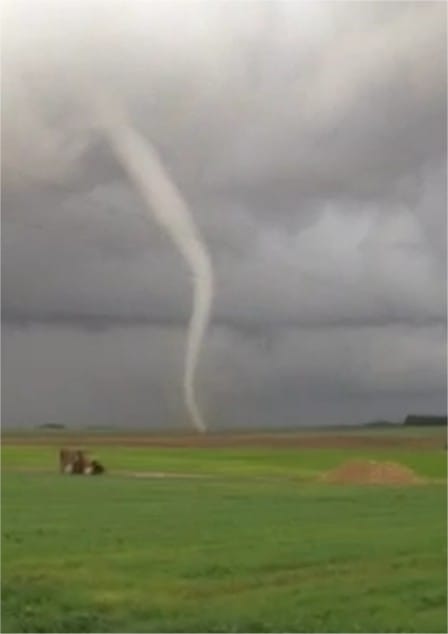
[
  {"left": 2, "top": 444, "right": 447, "bottom": 480},
  {"left": 2, "top": 434, "right": 447, "bottom": 633}
]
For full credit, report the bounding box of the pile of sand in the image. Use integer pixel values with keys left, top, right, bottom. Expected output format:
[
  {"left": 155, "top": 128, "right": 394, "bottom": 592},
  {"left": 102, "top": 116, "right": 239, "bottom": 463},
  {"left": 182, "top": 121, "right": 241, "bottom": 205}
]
[{"left": 321, "top": 460, "right": 424, "bottom": 485}]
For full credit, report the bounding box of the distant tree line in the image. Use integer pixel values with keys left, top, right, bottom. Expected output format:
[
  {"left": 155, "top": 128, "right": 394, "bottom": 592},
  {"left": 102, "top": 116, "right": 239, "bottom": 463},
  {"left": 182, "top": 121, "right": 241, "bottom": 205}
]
[
  {"left": 404, "top": 415, "right": 447, "bottom": 426},
  {"left": 38, "top": 423, "right": 66, "bottom": 429}
]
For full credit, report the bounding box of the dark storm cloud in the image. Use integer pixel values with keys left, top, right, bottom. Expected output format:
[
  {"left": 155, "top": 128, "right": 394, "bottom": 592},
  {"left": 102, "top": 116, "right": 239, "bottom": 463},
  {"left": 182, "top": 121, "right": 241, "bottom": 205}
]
[
  {"left": 3, "top": 322, "right": 445, "bottom": 428},
  {"left": 2, "top": 1, "right": 446, "bottom": 427}
]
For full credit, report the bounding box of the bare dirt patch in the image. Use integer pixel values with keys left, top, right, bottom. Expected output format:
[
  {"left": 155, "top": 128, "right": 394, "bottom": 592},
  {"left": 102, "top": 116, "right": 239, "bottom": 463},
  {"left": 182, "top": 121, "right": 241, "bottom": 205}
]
[
  {"left": 4, "top": 465, "right": 441, "bottom": 486},
  {"left": 2, "top": 467, "right": 209, "bottom": 480},
  {"left": 321, "top": 460, "right": 424, "bottom": 485},
  {"left": 113, "top": 470, "right": 209, "bottom": 480}
]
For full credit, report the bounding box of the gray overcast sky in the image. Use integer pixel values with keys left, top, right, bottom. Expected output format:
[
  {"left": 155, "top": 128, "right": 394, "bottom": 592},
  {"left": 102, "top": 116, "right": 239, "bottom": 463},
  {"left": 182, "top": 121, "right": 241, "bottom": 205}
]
[{"left": 2, "top": 0, "right": 446, "bottom": 429}]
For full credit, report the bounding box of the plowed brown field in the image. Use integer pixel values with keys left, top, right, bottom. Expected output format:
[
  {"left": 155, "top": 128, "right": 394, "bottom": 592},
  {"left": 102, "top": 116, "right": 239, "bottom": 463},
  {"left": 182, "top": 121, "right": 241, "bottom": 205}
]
[{"left": 2, "top": 430, "right": 445, "bottom": 449}]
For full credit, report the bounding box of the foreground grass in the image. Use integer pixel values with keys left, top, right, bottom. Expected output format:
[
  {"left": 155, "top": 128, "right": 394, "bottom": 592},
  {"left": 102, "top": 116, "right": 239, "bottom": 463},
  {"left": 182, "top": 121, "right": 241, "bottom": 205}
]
[
  {"left": 2, "top": 444, "right": 447, "bottom": 480},
  {"left": 2, "top": 470, "right": 446, "bottom": 633}
]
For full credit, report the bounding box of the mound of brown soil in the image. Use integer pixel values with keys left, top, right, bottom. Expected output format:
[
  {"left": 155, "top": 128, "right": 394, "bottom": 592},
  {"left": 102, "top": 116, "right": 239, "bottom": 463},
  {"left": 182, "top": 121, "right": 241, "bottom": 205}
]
[{"left": 322, "top": 460, "right": 423, "bottom": 485}]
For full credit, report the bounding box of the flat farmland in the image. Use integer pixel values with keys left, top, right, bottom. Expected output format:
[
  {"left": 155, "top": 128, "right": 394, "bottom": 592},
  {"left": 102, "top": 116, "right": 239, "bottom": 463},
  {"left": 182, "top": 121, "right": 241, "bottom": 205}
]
[{"left": 2, "top": 427, "right": 447, "bottom": 633}]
